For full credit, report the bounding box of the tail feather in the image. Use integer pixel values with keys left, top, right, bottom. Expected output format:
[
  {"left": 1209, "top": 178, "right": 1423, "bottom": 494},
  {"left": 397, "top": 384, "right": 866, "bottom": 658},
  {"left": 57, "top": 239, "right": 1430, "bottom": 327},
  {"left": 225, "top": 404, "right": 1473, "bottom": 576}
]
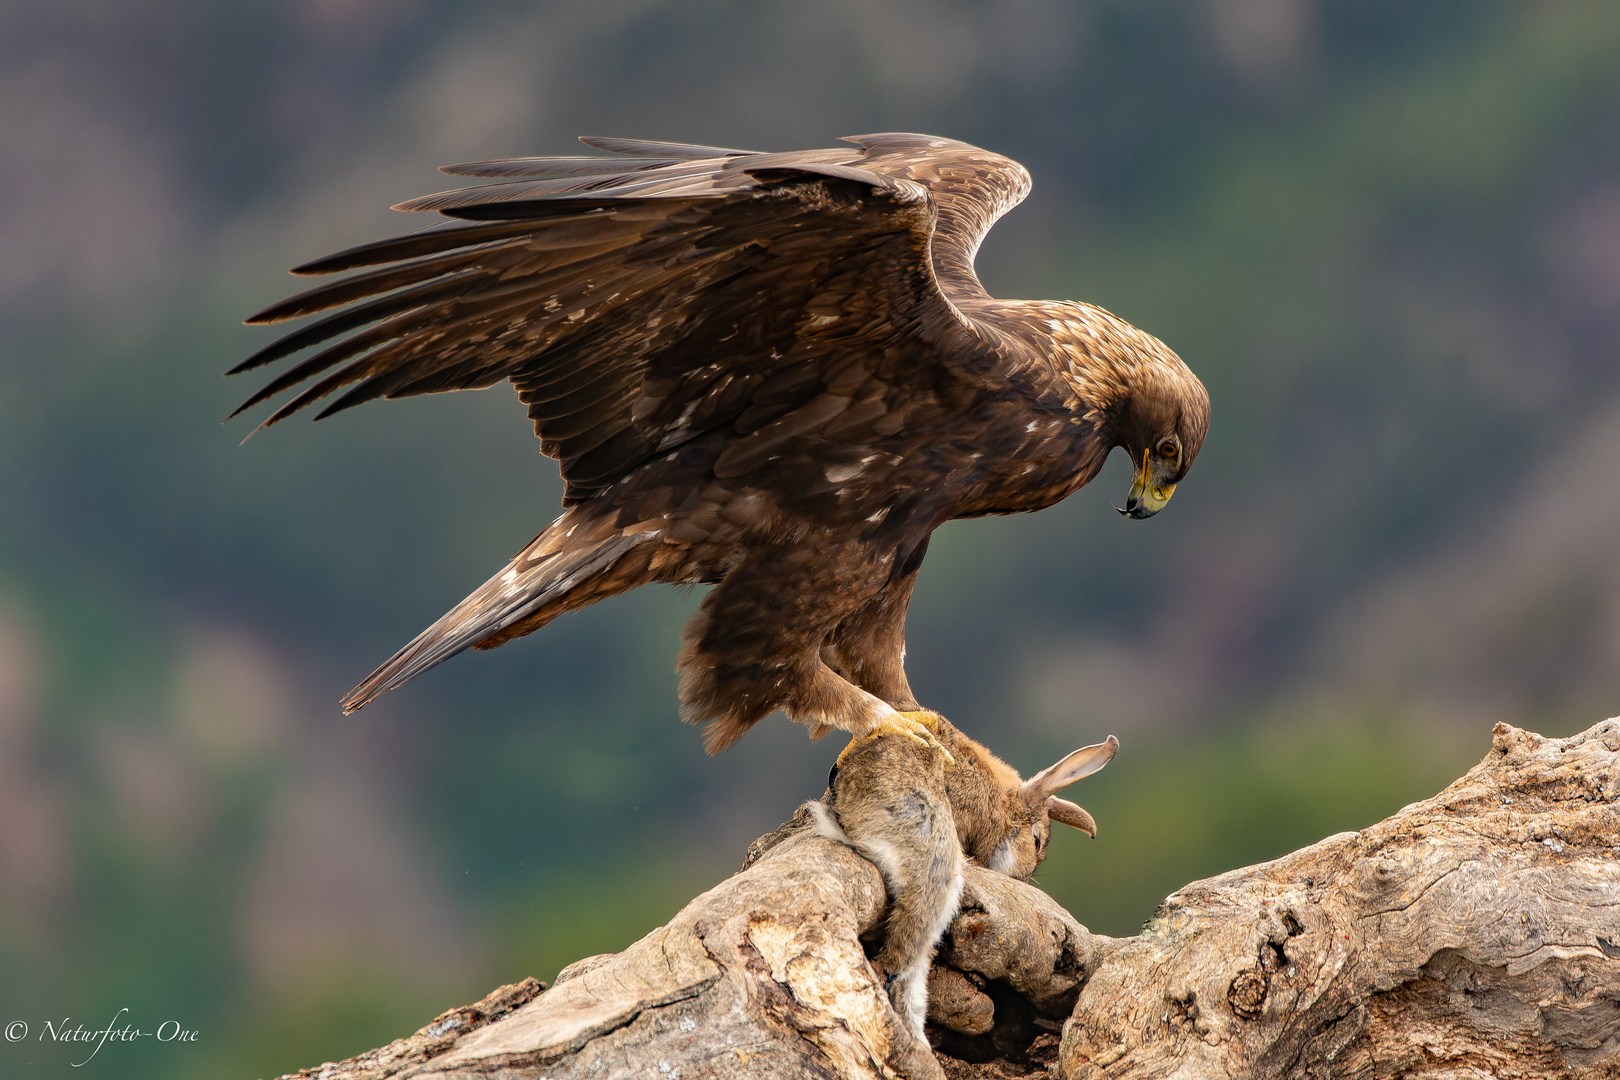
[{"left": 341, "top": 523, "right": 656, "bottom": 712}]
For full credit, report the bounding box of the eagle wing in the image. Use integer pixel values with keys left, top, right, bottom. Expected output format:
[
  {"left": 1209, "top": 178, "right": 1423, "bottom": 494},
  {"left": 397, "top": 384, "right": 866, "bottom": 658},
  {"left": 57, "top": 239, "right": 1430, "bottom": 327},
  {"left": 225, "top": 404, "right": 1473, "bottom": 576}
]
[{"left": 234, "top": 133, "right": 1034, "bottom": 503}]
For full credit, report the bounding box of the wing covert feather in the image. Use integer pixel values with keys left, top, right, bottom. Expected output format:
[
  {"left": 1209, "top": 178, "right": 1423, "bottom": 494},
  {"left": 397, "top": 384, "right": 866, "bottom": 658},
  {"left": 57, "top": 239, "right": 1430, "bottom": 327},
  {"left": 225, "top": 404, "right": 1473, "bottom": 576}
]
[{"left": 234, "top": 134, "right": 1035, "bottom": 500}]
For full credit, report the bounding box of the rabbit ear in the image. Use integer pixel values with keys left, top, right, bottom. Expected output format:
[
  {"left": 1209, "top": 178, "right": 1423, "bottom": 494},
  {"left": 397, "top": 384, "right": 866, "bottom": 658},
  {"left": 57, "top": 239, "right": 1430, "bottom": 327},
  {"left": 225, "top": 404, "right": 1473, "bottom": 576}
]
[
  {"left": 1021, "top": 736, "right": 1118, "bottom": 802},
  {"left": 1047, "top": 797, "right": 1098, "bottom": 837}
]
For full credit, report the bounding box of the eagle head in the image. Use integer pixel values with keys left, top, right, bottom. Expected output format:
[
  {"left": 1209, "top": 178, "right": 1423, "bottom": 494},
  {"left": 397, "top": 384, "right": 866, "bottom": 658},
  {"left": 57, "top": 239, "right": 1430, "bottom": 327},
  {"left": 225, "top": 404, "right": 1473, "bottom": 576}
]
[{"left": 1111, "top": 338, "right": 1209, "bottom": 520}]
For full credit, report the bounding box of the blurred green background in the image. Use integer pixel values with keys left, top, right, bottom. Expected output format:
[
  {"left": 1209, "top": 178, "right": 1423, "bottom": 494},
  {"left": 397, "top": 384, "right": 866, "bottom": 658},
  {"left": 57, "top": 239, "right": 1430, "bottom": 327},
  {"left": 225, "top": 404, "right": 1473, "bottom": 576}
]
[{"left": 2, "top": 1, "right": 1618, "bottom": 1076}]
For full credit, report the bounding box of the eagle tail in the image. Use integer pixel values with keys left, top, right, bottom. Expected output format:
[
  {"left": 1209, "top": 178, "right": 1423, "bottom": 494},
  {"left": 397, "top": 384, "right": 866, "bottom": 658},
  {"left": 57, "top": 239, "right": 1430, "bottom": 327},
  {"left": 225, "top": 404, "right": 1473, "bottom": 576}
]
[{"left": 341, "top": 519, "right": 658, "bottom": 713}]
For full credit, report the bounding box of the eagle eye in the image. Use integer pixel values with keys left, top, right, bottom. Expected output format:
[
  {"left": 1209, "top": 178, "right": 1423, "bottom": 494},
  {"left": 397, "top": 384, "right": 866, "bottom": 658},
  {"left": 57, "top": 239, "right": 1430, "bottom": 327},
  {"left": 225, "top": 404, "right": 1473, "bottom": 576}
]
[{"left": 1158, "top": 439, "right": 1179, "bottom": 458}]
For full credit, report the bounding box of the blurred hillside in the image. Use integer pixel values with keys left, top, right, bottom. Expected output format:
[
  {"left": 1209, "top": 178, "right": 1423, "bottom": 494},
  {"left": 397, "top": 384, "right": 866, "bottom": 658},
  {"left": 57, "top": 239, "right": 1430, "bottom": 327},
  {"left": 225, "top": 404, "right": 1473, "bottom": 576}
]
[{"left": 1, "top": 2, "right": 1617, "bottom": 1077}]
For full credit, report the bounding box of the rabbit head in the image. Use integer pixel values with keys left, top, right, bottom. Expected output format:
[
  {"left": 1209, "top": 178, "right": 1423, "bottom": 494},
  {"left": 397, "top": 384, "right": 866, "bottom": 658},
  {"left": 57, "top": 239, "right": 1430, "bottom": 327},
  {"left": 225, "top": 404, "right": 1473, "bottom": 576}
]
[{"left": 980, "top": 736, "right": 1118, "bottom": 880}]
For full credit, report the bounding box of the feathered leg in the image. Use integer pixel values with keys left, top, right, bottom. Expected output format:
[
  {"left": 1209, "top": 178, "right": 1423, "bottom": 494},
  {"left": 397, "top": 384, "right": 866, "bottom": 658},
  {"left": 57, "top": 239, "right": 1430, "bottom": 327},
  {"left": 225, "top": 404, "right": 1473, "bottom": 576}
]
[
  {"left": 820, "top": 535, "right": 929, "bottom": 710},
  {"left": 678, "top": 541, "right": 905, "bottom": 752}
]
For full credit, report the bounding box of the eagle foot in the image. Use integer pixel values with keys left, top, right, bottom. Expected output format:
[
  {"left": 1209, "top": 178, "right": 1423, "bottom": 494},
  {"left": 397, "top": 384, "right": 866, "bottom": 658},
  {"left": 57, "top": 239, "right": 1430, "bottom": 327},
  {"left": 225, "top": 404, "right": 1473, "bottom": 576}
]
[{"left": 837, "top": 709, "right": 956, "bottom": 767}]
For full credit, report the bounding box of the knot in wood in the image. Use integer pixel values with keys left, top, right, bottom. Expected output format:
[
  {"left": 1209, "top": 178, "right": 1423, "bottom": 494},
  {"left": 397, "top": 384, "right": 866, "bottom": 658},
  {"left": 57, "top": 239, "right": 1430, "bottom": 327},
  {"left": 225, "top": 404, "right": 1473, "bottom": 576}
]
[
  {"left": 1227, "top": 968, "right": 1268, "bottom": 1020},
  {"left": 926, "top": 965, "right": 994, "bottom": 1035}
]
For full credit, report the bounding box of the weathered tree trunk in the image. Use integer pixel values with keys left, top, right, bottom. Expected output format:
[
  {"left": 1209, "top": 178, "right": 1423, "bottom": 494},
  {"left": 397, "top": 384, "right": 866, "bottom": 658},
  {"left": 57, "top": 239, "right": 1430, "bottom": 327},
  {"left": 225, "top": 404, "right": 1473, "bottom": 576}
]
[{"left": 273, "top": 720, "right": 1620, "bottom": 1080}]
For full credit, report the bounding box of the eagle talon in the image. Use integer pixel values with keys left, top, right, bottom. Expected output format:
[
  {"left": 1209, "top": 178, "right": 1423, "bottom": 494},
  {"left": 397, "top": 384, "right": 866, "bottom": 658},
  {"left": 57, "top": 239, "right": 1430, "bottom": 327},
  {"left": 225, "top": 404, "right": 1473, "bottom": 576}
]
[{"left": 837, "top": 709, "right": 956, "bottom": 767}]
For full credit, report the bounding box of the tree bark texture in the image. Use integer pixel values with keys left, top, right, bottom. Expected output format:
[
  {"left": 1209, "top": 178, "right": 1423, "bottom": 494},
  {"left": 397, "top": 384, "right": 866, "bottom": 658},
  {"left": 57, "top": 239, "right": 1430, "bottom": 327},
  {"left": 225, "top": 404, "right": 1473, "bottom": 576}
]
[{"left": 273, "top": 720, "right": 1620, "bottom": 1080}]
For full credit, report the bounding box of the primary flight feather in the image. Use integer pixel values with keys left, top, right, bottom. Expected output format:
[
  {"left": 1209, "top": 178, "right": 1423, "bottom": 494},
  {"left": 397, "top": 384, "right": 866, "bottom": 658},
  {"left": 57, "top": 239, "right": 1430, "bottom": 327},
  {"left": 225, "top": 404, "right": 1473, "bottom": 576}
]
[{"left": 235, "top": 133, "right": 1209, "bottom": 752}]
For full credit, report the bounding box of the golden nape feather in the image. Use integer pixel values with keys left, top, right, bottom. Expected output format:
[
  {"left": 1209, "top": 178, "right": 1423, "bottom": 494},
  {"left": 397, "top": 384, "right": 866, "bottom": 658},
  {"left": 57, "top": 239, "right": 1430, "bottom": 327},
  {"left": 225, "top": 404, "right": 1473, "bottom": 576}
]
[{"left": 235, "top": 133, "right": 1208, "bottom": 750}]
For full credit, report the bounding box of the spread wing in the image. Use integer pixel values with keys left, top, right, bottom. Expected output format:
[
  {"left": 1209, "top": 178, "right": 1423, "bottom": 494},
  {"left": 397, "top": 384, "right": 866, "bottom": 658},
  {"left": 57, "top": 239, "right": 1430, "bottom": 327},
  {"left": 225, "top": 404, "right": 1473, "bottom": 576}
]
[{"left": 233, "top": 133, "right": 1034, "bottom": 503}]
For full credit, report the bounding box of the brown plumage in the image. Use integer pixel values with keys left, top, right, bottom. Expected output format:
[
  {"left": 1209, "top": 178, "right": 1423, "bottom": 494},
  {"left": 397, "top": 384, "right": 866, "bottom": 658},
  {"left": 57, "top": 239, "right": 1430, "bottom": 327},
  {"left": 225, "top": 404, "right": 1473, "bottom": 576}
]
[{"left": 234, "top": 133, "right": 1209, "bottom": 752}]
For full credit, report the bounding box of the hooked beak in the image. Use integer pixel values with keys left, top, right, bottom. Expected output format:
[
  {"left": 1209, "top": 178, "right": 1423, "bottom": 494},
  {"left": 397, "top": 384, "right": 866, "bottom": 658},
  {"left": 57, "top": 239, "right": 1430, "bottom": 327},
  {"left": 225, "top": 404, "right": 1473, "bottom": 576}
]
[{"left": 1118, "top": 449, "right": 1176, "bottom": 519}]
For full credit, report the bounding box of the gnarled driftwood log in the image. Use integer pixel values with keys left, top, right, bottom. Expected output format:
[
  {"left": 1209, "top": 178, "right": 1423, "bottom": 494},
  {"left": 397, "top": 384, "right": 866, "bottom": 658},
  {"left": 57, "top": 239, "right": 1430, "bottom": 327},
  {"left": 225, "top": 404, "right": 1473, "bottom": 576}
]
[{"left": 273, "top": 719, "right": 1620, "bottom": 1080}]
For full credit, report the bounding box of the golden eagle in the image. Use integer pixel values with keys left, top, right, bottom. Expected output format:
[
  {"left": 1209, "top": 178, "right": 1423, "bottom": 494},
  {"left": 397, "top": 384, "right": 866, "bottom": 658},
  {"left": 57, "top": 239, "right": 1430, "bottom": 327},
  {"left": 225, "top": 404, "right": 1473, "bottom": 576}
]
[{"left": 234, "top": 133, "right": 1208, "bottom": 752}]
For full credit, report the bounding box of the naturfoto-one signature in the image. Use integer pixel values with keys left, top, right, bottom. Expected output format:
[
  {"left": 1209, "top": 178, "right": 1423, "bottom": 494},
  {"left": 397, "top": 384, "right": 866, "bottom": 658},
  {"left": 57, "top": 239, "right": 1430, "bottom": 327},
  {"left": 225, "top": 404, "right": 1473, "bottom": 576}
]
[{"left": 5, "top": 1008, "right": 199, "bottom": 1066}]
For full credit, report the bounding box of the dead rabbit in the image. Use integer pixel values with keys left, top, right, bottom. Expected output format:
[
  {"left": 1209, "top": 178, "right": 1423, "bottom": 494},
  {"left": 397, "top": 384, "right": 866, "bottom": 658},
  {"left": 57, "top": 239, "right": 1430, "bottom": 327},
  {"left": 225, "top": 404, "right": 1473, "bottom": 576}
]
[{"left": 808, "top": 710, "right": 1116, "bottom": 1041}]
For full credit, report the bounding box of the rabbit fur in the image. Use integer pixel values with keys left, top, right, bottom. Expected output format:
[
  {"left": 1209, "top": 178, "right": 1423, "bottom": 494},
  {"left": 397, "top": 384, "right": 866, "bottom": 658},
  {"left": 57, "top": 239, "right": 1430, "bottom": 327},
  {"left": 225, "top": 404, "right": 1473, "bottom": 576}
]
[{"left": 808, "top": 710, "right": 1116, "bottom": 1042}]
